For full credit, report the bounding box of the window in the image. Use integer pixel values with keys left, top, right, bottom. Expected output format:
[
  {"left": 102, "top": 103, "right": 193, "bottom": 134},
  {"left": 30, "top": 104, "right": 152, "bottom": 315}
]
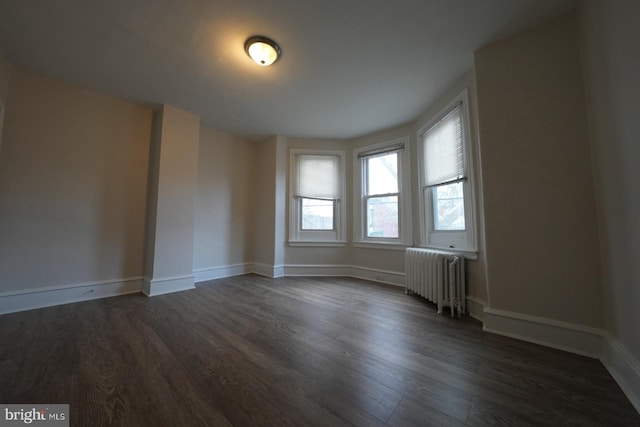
[
  {"left": 364, "top": 152, "right": 399, "bottom": 238},
  {"left": 354, "top": 137, "right": 411, "bottom": 246},
  {"left": 290, "top": 150, "right": 346, "bottom": 245},
  {"left": 418, "top": 90, "right": 476, "bottom": 251}
]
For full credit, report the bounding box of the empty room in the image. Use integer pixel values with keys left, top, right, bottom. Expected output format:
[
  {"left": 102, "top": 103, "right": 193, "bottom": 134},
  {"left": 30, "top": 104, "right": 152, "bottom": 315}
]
[{"left": 0, "top": 0, "right": 638, "bottom": 425}]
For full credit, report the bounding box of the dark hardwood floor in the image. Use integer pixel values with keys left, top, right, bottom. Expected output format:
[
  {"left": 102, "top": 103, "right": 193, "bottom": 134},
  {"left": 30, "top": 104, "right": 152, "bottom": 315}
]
[{"left": 0, "top": 275, "right": 638, "bottom": 426}]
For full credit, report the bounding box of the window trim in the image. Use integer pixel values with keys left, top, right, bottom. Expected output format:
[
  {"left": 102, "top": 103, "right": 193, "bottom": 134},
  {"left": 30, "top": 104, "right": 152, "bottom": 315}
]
[
  {"left": 353, "top": 137, "right": 412, "bottom": 246},
  {"left": 289, "top": 149, "right": 347, "bottom": 246},
  {"left": 417, "top": 89, "right": 477, "bottom": 252}
]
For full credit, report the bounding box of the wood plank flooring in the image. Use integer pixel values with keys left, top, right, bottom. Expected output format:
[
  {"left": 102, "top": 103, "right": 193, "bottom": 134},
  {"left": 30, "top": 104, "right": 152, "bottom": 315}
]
[{"left": 0, "top": 275, "right": 638, "bottom": 426}]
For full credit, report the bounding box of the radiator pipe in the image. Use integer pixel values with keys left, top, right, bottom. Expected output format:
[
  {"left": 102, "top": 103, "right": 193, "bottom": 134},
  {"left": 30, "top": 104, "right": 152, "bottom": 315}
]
[{"left": 448, "top": 255, "right": 459, "bottom": 271}]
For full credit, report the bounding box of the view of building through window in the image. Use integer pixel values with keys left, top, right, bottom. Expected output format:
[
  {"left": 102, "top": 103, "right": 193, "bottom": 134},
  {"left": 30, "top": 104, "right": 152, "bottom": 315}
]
[
  {"left": 365, "top": 152, "right": 399, "bottom": 238},
  {"left": 301, "top": 198, "right": 334, "bottom": 230},
  {"left": 433, "top": 181, "right": 465, "bottom": 230}
]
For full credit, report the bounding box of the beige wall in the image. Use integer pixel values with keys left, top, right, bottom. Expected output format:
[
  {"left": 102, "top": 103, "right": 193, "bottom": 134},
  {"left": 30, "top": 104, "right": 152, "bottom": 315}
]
[
  {"left": 0, "top": 66, "right": 152, "bottom": 292},
  {"left": 193, "top": 127, "right": 256, "bottom": 270},
  {"left": 580, "top": 0, "right": 640, "bottom": 359},
  {"left": 474, "top": 13, "right": 602, "bottom": 327}
]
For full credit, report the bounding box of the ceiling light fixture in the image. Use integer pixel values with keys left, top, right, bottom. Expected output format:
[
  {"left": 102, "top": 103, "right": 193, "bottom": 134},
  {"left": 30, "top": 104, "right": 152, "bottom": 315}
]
[{"left": 244, "top": 36, "right": 281, "bottom": 66}]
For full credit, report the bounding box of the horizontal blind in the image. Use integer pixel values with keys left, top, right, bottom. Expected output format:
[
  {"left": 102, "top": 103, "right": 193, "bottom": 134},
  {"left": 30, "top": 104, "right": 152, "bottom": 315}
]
[
  {"left": 295, "top": 154, "right": 340, "bottom": 200},
  {"left": 356, "top": 142, "right": 404, "bottom": 159},
  {"left": 422, "top": 104, "right": 464, "bottom": 187}
]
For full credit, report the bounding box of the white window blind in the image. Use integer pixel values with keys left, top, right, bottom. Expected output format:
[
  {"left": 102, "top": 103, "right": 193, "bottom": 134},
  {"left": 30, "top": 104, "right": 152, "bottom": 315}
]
[
  {"left": 422, "top": 104, "right": 464, "bottom": 187},
  {"left": 295, "top": 154, "right": 340, "bottom": 200},
  {"left": 356, "top": 142, "right": 404, "bottom": 159}
]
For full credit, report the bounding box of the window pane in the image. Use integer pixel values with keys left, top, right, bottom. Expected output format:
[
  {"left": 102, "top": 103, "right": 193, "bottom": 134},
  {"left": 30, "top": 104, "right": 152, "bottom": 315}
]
[
  {"left": 301, "top": 198, "right": 334, "bottom": 230},
  {"left": 367, "top": 153, "right": 398, "bottom": 195},
  {"left": 433, "top": 182, "right": 465, "bottom": 230},
  {"left": 366, "top": 195, "right": 398, "bottom": 238}
]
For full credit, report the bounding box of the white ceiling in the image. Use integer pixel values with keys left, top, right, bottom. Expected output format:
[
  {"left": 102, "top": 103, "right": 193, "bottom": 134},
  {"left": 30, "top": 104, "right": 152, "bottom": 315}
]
[{"left": 0, "top": 0, "right": 577, "bottom": 139}]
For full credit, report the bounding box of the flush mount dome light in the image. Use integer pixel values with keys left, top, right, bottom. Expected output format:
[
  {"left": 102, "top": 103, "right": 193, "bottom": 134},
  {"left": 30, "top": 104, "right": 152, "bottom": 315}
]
[{"left": 245, "top": 36, "right": 281, "bottom": 66}]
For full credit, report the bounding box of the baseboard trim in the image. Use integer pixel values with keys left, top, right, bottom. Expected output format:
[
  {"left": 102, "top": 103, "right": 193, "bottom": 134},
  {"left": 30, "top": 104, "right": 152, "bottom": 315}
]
[
  {"left": 193, "top": 263, "right": 253, "bottom": 283},
  {"left": 483, "top": 307, "right": 603, "bottom": 358},
  {"left": 143, "top": 275, "right": 195, "bottom": 297},
  {"left": 281, "top": 264, "right": 404, "bottom": 287},
  {"left": 283, "top": 264, "right": 352, "bottom": 277},
  {"left": 0, "top": 277, "right": 143, "bottom": 315},
  {"left": 466, "top": 296, "right": 486, "bottom": 322},
  {"left": 348, "top": 265, "right": 405, "bottom": 287},
  {"left": 601, "top": 332, "right": 640, "bottom": 414},
  {"left": 252, "top": 263, "right": 285, "bottom": 279}
]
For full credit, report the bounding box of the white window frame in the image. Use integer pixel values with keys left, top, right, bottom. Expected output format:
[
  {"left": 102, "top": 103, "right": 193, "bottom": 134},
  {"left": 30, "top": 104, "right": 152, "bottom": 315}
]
[
  {"left": 289, "top": 149, "right": 347, "bottom": 246},
  {"left": 417, "top": 89, "right": 477, "bottom": 252},
  {"left": 353, "top": 137, "right": 411, "bottom": 249}
]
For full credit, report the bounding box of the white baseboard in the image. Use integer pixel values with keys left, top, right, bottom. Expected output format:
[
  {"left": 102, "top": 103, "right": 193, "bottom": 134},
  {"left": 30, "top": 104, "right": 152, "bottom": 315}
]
[
  {"left": 348, "top": 265, "right": 405, "bottom": 287},
  {"left": 143, "top": 275, "right": 195, "bottom": 296},
  {"left": 0, "top": 277, "right": 143, "bottom": 315},
  {"left": 281, "top": 264, "right": 404, "bottom": 287},
  {"left": 252, "top": 263, "right": 285, "bottom": 278},
  {"left": 466, "top": 296, "right": 486, "bottom": 322},
  {"left": 601, "top": 332, "right": 640, "bottom": 414},
  {"left": 193, "top": 263, "right": 253, "bottom": 283},
  {"left": 483, "top": 307, "right": 603, "bottom": 358},
  {"left": 283, "top": 264, "right": 352, "bottom": 277}
]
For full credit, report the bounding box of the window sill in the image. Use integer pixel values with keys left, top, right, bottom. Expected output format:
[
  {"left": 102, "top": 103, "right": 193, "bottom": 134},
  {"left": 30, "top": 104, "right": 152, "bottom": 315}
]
[
  {"left": 288, "top": 241, "right": 348, "bottom": 248},
  {"left": 352, "top": 242, "right": 409, "bottom": 251}
]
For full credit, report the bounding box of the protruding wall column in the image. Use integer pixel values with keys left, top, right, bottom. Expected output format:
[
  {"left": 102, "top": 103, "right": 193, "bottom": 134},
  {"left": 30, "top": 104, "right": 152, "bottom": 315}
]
[
  {"left": 0, "top": 48, "right": 11, "bottom": 153},
  {"left": 253, "top": 135, "right": 287, "bottom": 277},
  {"left": 143, "top": 105, "right": 200, "bottom": 296}
]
